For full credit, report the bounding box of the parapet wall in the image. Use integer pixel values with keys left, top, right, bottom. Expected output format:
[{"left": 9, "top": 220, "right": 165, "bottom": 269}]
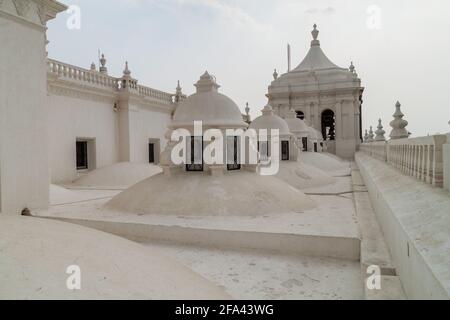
[{"left": 355, "top": 152, "right": 450, "bottom": 299}]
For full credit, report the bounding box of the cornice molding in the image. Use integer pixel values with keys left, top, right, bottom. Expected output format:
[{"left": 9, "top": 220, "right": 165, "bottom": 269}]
[{"left": 0, "top": 0, "right": 66, "bottom": 29}]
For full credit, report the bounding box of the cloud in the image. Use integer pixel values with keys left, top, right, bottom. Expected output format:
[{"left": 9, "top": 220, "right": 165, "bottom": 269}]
[
  {"left": 173, "top": 0, "right": 269, "bottom": 32},
  {"left": 305, "top": 6, "right": 336, "bottom": 15}
]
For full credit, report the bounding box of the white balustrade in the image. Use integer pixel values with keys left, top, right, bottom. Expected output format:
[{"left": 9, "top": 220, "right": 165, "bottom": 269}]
[
  {"left": 360, "top": 134, "right": 448, "bottom": 188},
  {"left": 47, "top": 59, "right": 175, "bottom": 105}
]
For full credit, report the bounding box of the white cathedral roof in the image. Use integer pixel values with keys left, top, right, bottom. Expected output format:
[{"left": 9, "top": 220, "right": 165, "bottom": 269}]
[
  {"left": 171, "top": 72, "right": 247, "bottom": 129},
  {"left": 249, "top": 104, "right": 291, "bottom": 136},
  {"left": 268, "top": 25, "right": 362, "bottom": 96},
  {"left": 292, "top": 25, "right": 343, "bottom": 72}
]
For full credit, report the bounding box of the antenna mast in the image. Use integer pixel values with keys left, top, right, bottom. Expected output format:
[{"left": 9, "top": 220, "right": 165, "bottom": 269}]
[{"left": 287, "top": 43, "right": 291, "bottom": 72}]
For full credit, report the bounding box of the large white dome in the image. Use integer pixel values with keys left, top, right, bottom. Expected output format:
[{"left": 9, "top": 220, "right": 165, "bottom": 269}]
[
  {"left": 249, "top": 105, "right": 291, "bottom": 136},
  {"left": 172, "top": 72, "right": 247, "bottom": 128}
]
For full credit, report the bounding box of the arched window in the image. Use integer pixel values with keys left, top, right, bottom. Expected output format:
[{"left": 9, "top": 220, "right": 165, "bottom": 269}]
[
  {"left": 296, "top": 111, "right": 305, "bottom": 120},
  {"left": 321, "top": 109, "right": 335, "bottom": 141}
]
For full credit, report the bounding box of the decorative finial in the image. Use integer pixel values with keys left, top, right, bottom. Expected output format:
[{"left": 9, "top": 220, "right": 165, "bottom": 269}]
[
  {"left": 375, "top": 119, "right": 386, "bottom": 141},
  {"left": 90, "top": 62, "right": 96, "bottom": 71},
  {"left": 311, "top": 24, "right": 319, "bottom": 41},
  {"left": 367, "top": 126, "right": 375, "bottom": 142},
  {"left": 389, "top": 101, "right": 410, "bottom": 139},
  {"left": 245, "top": 102, "right": 250, "bottom": 116},
  {"left": 349, "top": 61, "right": 355, "bottom": 73},
  {"left": 99, "top": 53, "right": 107, "bottom": 74},
  {"left": 364, "top": 129, "right": 369, "bottom": 142},
  {"left": 273, "top": 68, "right": 278, "bottom": 80},
  {"left": 123, "top": 61, "right": 131, "bottom": 76},
  {"left": 175, "top": 80, "right": 183, "bottom": 103}
]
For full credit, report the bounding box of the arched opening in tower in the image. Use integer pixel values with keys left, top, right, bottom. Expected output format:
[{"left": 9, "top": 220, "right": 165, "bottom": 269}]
[{"left": 321, "top": 109, "right": 335, "bottom": 141}]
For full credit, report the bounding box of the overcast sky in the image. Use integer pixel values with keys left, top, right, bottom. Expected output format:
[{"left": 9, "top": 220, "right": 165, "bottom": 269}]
[{"left": 48, "top": 0, "right": 450, "bottom": 137}]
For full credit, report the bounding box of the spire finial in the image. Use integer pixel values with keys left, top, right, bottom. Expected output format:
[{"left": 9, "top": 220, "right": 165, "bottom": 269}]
[
  {"left": 364, "top": 129, "right": 369, "bottom": 142},
  {"left": 245, "top": 102, "right": 250, "bottom": 116},
  {"left": 176, "top": 80, "right": 182, "bottom": 94},
  {"left": 367, "top": 126, "right": 375, "bottom": 142},
  {"left": 123, "top": 61, "right": 131, "bottom": 76},
  {"left": 390, "top": 101, "right": 410, "bottom": 139},
  {"left": 175, "top": 80, "right": 183, "bottom": 103},
  {"left": 375, "top": 118, "right": 386, "bottom": 141},
  {"left": 312, "top": 24, "right": 319, "bottom": 40},
  {"left": 273, "top": 68, "right": 278, "bottom": 80}
]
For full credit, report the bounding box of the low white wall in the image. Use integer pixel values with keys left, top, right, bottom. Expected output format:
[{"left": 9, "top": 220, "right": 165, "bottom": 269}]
[
  {"left": 49, "top": 217, "right": 361, "bottom": 261},
  {"left": 356, "top": 152, "right": 450, "bottom": 299}
]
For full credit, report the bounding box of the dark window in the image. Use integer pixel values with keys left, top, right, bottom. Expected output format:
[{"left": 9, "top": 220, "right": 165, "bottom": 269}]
[
  {"left": 281, "top": 141, "right": 290, "bottom": 161},
  {"left": 302, "top": 137, "right": 308, "bottom": 151},
  {"left": 76, "top": 141, "right": 88, "bottom": 170},
  {"left": 321, "top": 109, "right": 335, "bottom": 141},
  {"left": 186, "top": 136, "right": 203, "bottom": 172},
  {"left": 149, "top": 143, "right": 155, "bottom": 163},
  {"left": 227, "top": 136, "right": 241, "bottom": 171},
  {"left": 314, "top": 143, "right": 318, "bottom": 153},
  {"left": 296, "top": 111, "right": 305, "bottom": 120}
]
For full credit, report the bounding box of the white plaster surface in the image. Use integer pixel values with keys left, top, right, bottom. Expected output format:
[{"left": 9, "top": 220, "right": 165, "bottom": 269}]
[
  {"left": 70, "top": 162, "right": 162, "bottom": 189},
  {"left": 0, "top": 6, "right": 50, "bottom": 213},
  {"left": 276, "top": 161, "right": 336, "bottom": 190},
  {"left": 356, "top": 152, "right": 450, "bottom": 299},
  {"left": 47, "top": 94, "right": 119, "bottom": 183},
  {"left": 42, "top": 189, "right": 358, "bottom": 240},
  {"left": 0, "top": 215, "right": 230, "bottom": 299},
  {"left": 301, "top": 152, "right": 352, "bottom": 177},
  {"left": 143, "top": 242, "right": 364, "bottom": 300},
  {"left": 105, "top": 171, "right": 316, "bottom": 216}
]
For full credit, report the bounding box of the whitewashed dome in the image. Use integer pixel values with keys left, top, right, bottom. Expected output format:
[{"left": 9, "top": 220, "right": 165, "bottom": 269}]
[
  {"left": 284, "top": 110, "right": 309, "bottom": 134},
  {"left": 172, "top": 72, "right": 247, "bottom": 128},
  {"left": 249, "top": 104, "right": 291, "bottom": 136}
]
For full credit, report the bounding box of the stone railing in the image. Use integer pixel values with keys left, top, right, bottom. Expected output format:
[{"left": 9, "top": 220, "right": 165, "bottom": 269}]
[
  {"left": 47, "top": 59, "right": 176, "bottom": 105},
  {"left": 138, "top": 85, "right": 174, "bottom": 104},
  {"left": 47, "top": 59, "right": 119, "bottom": 90},
  {"left": 360, "top": 134, "right": 449, "bottom": 188}
]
